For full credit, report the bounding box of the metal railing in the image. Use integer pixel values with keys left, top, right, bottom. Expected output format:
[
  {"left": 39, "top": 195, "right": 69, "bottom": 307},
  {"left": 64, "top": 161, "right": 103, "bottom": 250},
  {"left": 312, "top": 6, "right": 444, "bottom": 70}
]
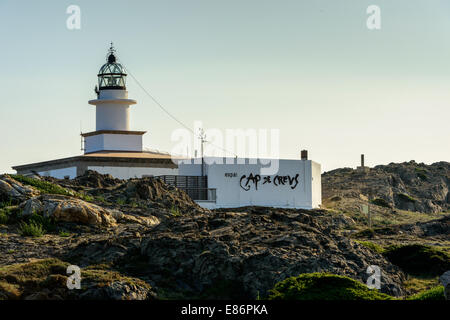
[{"left": 157, "top": 175, "right": 215, "bottom": 202}]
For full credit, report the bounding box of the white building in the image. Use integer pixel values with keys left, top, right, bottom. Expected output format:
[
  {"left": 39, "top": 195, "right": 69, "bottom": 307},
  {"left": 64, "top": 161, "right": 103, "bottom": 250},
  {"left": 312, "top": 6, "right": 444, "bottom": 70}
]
[
  {"left": 13, "top": 46, "right": 322, "bottom": 210},
  {"left": 178, "top": 156, "right": 321, "bottom": 210}
]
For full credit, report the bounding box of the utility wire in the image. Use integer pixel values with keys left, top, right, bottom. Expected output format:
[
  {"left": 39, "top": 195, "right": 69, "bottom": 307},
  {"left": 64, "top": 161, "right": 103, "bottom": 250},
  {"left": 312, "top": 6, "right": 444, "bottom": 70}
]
[{"left": 121, "top": 62, "right": 238, "bottom": 158}]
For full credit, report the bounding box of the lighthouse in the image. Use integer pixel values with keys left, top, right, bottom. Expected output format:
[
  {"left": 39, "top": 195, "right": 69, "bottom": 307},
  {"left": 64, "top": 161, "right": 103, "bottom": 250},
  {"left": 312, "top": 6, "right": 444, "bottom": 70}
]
[
  {"left": 12, "top": 44, "right": 321, "bottom": 210},
  {"left": 83, "top": 44, "right": 145, "bottom": 154},
  {"left": 13, "top": 45, "right": 178, "bottom": 179}
]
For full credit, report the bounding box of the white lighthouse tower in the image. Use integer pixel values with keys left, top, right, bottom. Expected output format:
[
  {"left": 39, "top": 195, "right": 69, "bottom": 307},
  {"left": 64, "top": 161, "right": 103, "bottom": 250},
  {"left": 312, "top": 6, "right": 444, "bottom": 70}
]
[{"left": 84, "top": 44, "right": 145, "bottom": 154}]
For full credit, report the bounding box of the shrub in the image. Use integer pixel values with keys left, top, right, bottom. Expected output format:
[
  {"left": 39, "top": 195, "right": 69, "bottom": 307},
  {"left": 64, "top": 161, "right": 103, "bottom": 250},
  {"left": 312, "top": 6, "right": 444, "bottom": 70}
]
[
  {"left": 370, "top": 198, "right": 391, "bottom": 208},
  {"left": 29, "top": 212, "right": 55, "bottom": 233},
  {"left": 383, "top": 244, "right": 450, "bottom": 276},
  {"left": 170, "top": 205, "right": 182, "bottom": 217},
  {"left": 407, "top": 286, "right": 445, "bottom": 300},
  {"left": 267, "top": 273, "right": 393, "bottom": 300},
  {"left": 0, "top": 210, "right": 9, "bottom": 225},
  {"left": 18, "top": 221, "right": 45, "bottom": 237},
  {"left": 0, "top": 199, "right": 12, "bottom": 209}
]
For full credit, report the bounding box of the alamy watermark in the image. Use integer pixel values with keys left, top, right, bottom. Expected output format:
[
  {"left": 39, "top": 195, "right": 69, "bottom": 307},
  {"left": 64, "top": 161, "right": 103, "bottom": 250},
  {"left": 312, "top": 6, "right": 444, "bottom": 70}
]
[
  {"left": 366, "top": 265, "right": 381, "bottom": 290},
  {"left": 66, "top": 5, "right": 81, "bottom": 30},
  {"left": 66, "top": 265, "right": 81, "bottom": 290},
  {"left": 366, "top": 5, "right": 381, "bottom": 30},
  {"left": 171, "top": 121, "right": 281, "bottom": 175}
]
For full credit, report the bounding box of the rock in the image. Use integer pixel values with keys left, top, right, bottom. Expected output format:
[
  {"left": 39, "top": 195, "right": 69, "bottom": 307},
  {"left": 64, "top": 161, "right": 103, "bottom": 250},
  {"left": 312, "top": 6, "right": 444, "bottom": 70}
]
[
  {"left": 19, "top": 195, "right": 120, "bottom": 227},
  {"left": 322, "top": 161, "right": 450, "bottom": 213},
  {"left": 439, "top": 270, "right": 450, "bottom": 300},
  {"left": 0, "top": 175, "right": 39, "bottom": 203},
  {"left": 103, "top": 281, "right": 154, "bottom": 300},
  {"left": 43, "top": 196, "right": 118, "bottom": 227},
  {"left": 137, "top": 207, "right": 406, "bottom": 299},
  {"left": 20, "top": 197, "right": 44, "bottom": 217}
]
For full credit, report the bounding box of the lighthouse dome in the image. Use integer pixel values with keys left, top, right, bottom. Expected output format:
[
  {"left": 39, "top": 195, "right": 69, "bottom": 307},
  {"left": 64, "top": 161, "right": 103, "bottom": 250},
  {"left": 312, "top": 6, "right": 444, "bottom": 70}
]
[{"left": 97, "top": 46, "right": 127, "bottom": 90}]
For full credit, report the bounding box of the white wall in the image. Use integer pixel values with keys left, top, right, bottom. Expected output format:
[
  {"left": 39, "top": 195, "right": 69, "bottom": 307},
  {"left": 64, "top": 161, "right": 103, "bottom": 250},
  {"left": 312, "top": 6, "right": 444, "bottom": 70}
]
[
  {"left": 179, "top": 158, "right": 321, "bottom": 209},
  {"left": 84, "top": 133, "right": 143, "bottom": 153},
  {"left": 311, "top": 161, "right": 322, "bottom": 208},
  {"left": 88, "top": 166, "right": 179, "bottom": 180},
  {"left": 39, "top": 167, "right": 77, "bottom": 179},
  {"left": 88, "top": 89, "right": 137, "bottom": 131},
  {"left": 96, "top": 104, "right": 130, "bottom": 131}
]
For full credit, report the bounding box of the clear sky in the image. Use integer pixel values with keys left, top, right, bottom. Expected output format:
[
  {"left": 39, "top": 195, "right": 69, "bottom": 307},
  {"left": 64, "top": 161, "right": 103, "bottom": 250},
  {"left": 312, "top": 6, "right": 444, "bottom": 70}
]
[{"left": 0, "top": 0, "right": 449, "bottom": 173}]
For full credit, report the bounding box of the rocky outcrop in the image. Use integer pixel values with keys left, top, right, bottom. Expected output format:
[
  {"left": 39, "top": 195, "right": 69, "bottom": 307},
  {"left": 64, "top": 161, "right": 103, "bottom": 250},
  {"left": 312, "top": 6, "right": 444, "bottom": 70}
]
[
  {"left": 134, "top": 207, "right": 405, "bottom": 298},
  {"left": 20, "top": 195, "right": 121, "bottom": 227},
  {"left": 440, "top": 271, "right": 450, "bottom": 300},
  {"left": 0, "top": 175, "right": 39, "bottom": 204},
  {"left": 323, "top": 161, "right": 450, "bottom": 213}
]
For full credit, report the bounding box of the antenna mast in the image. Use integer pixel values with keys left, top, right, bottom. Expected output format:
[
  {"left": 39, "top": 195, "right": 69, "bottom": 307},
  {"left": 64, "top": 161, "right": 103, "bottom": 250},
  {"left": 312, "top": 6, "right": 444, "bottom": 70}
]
[{"left": 198, "top": 128, "right": 206, "bottom": 177}]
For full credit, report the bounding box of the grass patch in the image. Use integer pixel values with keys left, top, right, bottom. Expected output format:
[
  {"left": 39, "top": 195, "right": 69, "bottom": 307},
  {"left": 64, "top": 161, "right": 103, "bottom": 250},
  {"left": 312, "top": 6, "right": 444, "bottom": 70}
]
[
  {"left": 407, "top": 286, "right": 445, "bottom": 300},
  {"left": 355, "top": 240, "right": 385, "bottom": 254},
  {"left": 267, "top": 273, "right": 393, "bottom": 300},
  {"left": 10, "top": 175, "right": 73, "bottom": 197},
  {"left": 383, "top": 244, "right": 450, "bottom": 276},
  {"left": 370, "top": 198, "right": 391, "bottom": 208},
  {"left": 403, "top": 276, "right": 439, "bottom": 295},
  {"left": 397, "top": 193, "right": 416, "bottom": 203},
  {"left": 78, "top": 193, "right": 94, "bottom": 202},
  {"left": 0, "top": 258, "right": 150, "bottom": 300},
  {"left": 58, "top": 230, "right": 71, "bottom": 237}
]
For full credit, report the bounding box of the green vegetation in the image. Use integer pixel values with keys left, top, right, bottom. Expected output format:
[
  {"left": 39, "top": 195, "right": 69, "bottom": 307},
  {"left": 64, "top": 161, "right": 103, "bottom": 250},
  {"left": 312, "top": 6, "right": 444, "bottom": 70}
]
[
  {"left": 116, "top": 198, "right": 126, "bottom": 205},
  {"left": 267, "top": 273, "right": 393, "bottom": 300},
  {"left": 370, "top": 198, "right": 391, "bottom": 208},
  {"left": 0, "top": 258, "right": 151, "bottom": 300},
  {"left": 170, "top": 205, "right": 182, "bottom": 217},
  {"left": 58, "top": 231, "right": 71, "bottom": 237},
  {"left": 0, "top": 210, "right": 9, "bottom": 225},
  {"left": 0, "top": 199, "right": 12, "bottom": 209},
  {"left": 94, "top": 195, "right": 109, "bottom": 204},
  {"left": 384, "top": 244, "right": 450, "bottom": 276},
  {"left": 0, "top": 258, "right": 69, "bottom": 299},
  {"left": 78, "top": 192, "right": 94, "bottom": 202},
  {"left": 10, "top": 175, "right": 73, "bottom": 197},
  {"left": 397, "top": 193, "right": 416, "bottom": 203},
  {"left": 355, "top": 240, "right": 385, "bottom": 254},
  {"left": 403, "top": 276, "right": 440, "bottom": 296},
  {"left": 18, "top": 221, "right": 45, "bottom": 237},
  {"left": 8, "top": 175, "right": 93, "bottom": 202},
  {"left": 407, "top": 286, "right": 445, "bottom": 300},
  {"left": 17, "top": 212, "right": 55, "bottom": 237}
]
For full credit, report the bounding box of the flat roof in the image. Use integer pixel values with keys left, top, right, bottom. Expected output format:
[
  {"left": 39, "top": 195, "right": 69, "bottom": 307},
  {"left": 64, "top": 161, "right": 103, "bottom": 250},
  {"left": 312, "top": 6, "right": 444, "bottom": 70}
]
[
  {"left": 12, "top": 150, "right": 182, "bottom": 171},
  {"left": 83, "top": 150, "right": 173, "bottom": 159},
  {"left": 81, "top": 130, "right": 147, "bottom": 137}
]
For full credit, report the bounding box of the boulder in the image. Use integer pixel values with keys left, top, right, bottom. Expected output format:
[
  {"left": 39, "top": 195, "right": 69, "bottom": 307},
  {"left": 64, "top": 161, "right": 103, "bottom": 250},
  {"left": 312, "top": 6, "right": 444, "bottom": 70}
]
[
  {"left": 20, "top": 195, "right": 120, "bottom": 227},
  {"left": 439, "top": 270, "right": 450, "bottom": 300}
]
